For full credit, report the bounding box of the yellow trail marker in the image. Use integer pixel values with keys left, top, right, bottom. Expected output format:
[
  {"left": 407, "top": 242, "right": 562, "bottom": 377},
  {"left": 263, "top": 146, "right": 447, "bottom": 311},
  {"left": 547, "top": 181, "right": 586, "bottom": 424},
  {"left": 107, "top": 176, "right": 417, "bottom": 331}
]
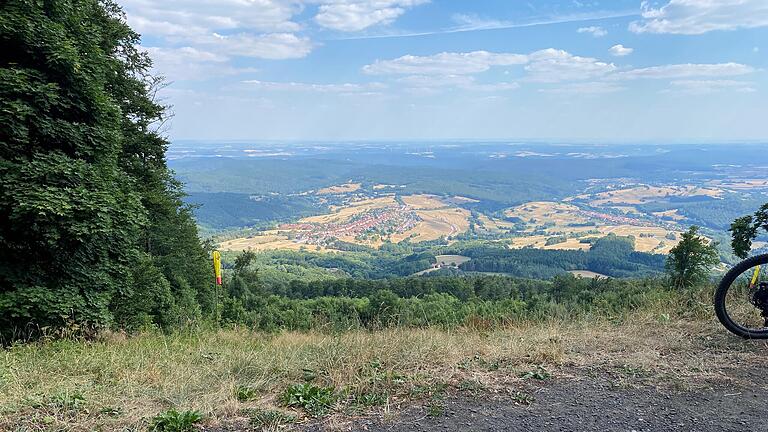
[
  {"left": 213, "top": 250, "right": 222, "bottom": 285},
  {"left": 750, "top": 265, "right": 761, "bottom": 289}
]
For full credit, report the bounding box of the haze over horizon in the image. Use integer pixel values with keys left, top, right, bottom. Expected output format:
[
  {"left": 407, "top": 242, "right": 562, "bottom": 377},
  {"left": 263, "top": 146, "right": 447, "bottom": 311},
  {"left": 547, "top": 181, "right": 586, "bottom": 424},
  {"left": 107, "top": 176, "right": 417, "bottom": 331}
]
[{"left": 123, "top": 0, "right": 768, "bottom": 141}]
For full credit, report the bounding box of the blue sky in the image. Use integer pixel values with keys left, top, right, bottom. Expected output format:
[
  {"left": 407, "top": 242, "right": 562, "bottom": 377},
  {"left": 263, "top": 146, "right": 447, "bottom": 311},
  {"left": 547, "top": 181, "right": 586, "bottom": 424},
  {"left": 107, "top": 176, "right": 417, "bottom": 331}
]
[{"left": 121, "top": 0, "right": 768, "bottom": 141}]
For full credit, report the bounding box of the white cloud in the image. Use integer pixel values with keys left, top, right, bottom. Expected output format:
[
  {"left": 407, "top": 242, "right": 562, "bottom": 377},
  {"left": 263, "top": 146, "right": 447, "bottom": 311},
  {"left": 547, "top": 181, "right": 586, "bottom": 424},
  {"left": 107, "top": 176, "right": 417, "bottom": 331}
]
[
  {"left": 468, "top": 82, "right": 520, "bottom": 91},
  {"left": 397, "top": 74, "right": 475, "bottom": 87},
  {"left": 243, "top": 79, "right": 386, "bottom": 93},
  {"left": 524, "top": 49, "right": 616, "bottom": 83},
  {"left": 665, "top": 79, "right": 756, "bottom": 94},
  {"left": 629, "top": 0, "right": 768, "bottom": 34},
  {"left": 611, "top": 62, "right": 755, "bottom": 80},
  {"left": 539, "top": 82, "right": 625, "bottom": 94},
  {"left": 122, "top": 0, "right": 312, "bottom": 66},
  {"left": 315, "top": 0, "right": 428, "bottom": 32},
  {"left": 143, "top": 46, "right": 257, "bottom": 80},
  {"left": 362, "top": 51, "right": 528, "bottom": 75},
  {"left": 397, "top": 75, "right": 518, "bottom": 91},
  {"left": 609, "top": 44, "right": 633, "bottom": 56},
  {"left": 577, "top": 26, "right": 607, "bottom": 37},
  {"left": 364, "top": 49, "right": 757, "bottom": 96},
  {"left": 207, "top": 32, "right": 313, "bottom": 59},
  {"left": 123, "top": 0, "right": 302, "bottom": 34},
  {"left": 128, "top": 15, "right": 210, "bottom": 37}
]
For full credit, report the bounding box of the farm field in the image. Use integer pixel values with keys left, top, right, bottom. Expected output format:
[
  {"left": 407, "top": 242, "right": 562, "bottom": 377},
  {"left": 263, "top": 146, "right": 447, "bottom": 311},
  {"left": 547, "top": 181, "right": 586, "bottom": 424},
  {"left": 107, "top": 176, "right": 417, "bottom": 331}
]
[
  {"left": 217, "top": 179, "right": 726, "bottom": 254},
  {"left": 219, "top": 194, "right": 473, "bottom": 252},
  {"left": 570, "top": 184, "right": 722, "bottom": 206},
  {"left": 206, "top": 152, "right": 766, "bottom": 258},
  {"left": 413, "top": 254, "right": 472, "bottom": 275},
  {"left": 505, "top": 201, "right": 682, "bottom": 254},
  {"left": 316, "top": 182, "right": 361, "bottom": 195},
  {"left": 569, "top": 270, "right": 610, "bottom": 278}
]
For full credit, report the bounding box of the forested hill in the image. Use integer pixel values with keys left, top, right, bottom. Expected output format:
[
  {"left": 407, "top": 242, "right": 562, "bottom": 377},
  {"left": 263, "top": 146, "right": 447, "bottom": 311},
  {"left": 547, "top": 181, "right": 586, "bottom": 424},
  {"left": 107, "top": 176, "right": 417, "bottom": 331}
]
[{"left": 0, "top": 0, "right": 213, "bottom": 339}]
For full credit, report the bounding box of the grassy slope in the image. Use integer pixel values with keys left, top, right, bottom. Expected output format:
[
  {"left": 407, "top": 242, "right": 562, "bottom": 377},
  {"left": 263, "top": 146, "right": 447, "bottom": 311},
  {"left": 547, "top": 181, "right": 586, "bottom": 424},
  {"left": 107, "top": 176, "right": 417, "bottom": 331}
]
[{"left": 2, "top": 296, "right": 766, "bottom": 431}]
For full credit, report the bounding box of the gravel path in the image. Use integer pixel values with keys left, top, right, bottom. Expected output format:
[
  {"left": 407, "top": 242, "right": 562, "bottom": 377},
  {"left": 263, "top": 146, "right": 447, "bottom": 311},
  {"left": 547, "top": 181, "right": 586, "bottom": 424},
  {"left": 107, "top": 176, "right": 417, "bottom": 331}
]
[{"left": 312, "top": 368, "right": 768, "bottom": 432}]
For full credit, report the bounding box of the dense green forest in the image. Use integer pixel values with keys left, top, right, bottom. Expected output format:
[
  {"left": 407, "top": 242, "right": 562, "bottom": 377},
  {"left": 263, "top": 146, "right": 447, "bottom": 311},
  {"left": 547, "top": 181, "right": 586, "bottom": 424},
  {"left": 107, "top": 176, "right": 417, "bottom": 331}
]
[
  {"left": 229, "top": 235, "right": 666, "bottom": 290},
  {"left": 212, "top": 249, "right": 676, "bottom": 331},
  {"left": 456, "top": 235, "right": 665, "bottom": 278},
  {"left": 0, "top": 0, "right": 212, "bottom": 339},
  {"left": 188, "top": 192, "right": 324, "bottom": 232},
  {"left": 638, "top": 195, "right": 768, "bottom": 231}
]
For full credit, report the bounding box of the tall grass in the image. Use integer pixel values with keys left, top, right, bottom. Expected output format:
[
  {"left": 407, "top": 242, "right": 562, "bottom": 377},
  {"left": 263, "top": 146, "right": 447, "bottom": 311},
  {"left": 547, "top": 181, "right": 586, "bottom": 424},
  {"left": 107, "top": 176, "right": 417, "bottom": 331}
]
[{"left": 0, "top": 287, "right": 757, "bottom": 431}]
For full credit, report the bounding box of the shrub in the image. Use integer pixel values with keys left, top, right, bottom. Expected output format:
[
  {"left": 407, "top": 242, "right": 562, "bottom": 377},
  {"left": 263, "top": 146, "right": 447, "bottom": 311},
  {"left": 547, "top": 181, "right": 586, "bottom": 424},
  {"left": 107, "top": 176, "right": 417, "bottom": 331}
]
[
  {"left": 149, "top": 409, "right": 203, "bottom": 432},
  {"left": 279, "top": 383, "right": 337, "bottom": 416}
]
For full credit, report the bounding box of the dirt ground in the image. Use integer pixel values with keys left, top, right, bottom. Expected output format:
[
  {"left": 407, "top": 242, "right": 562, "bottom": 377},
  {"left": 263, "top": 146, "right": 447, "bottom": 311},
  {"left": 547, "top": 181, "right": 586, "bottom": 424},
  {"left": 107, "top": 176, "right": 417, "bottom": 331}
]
[
  {"left": 296, "top": 340, "right": 768, "bottom": 432},
  {"left": 333, "top": 373, "right": 768, "bottom": 432}
]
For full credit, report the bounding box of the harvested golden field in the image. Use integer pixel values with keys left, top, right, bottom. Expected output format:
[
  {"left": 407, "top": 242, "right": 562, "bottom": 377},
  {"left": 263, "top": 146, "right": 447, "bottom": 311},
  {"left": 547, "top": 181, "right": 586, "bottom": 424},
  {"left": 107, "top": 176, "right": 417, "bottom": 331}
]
[
  {"left": 507, "top": 201, "right": 591, "bottom": 227},
  {"left": 448, "top": 195, "right": 480, "bottom": 204},
  {"left": 582, "top": 185, "right": 722, "bottom": 206},
  {"left": 391, "top": 206, "right": 471, "bottom": 243},
  {"left": 219, "top": 195, "right": 472, "bottom": 251},
  {"left": 505, "top": 201, "right": 681, "bottom": 253},
  {"left": 708, "top": 179, "right": 768, "bottom": 190},
  {"left": 316, "top": 182, "right": 362, "bottom": 195},
  {"left": 610, "top": 206, "right": 644, "bottom": 215},
  {"left": 218, "top": 232, "right": 331, "bottom": 252},
  {"left": 401, "top": 194, "right": 448, "bottom": 209},
  {"left": 476, "top": 214, "right": 515, "bottom": 233},
  {"left": 602, "top": 225, "right": 677, "bottom": 254},
  {"left": 435, "top": 254, "right": 471, "bottom": 266},
  {"left": 303, "top": 196, "right": 397, "bottom": 224},
  {"left": 652, "top": 209, "right": 686, "bottom": 221},
  {"left": 568, "top": 270, "right": 609, "bottom": 278},
  {"left": 509, "top": 235, "right": 590, "bottom": 251}
]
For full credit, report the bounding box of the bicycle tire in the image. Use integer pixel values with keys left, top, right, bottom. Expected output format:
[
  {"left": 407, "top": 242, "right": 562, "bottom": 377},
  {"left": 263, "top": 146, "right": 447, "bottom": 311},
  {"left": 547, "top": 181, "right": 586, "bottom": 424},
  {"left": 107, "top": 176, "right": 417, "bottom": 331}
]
[{"left": 714, "top": 253, "right": 768, "bottom": 339}]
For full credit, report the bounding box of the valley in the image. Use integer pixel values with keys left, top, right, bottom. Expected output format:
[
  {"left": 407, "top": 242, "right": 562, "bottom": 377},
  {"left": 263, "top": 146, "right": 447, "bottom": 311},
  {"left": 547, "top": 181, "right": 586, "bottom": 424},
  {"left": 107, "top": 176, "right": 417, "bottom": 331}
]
[
  {"left": 218, "top": 180, "right": 722, "bottom": 255},
  {"left": 171, "top": 142, "right": 768, "bottom": 279}
]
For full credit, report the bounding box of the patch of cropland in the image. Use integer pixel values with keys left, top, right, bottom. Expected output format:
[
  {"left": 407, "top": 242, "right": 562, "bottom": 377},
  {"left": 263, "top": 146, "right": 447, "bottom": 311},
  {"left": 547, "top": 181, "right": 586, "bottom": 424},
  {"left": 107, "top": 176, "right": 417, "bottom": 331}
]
[{"left": 174, "top": 143, "right": 768, "bottom": 266}]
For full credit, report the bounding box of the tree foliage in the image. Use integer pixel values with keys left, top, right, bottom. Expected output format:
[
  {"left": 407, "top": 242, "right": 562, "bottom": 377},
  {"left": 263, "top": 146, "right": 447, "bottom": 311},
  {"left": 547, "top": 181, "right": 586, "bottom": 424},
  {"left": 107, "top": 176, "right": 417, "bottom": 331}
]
[
  {"left": 665, "top": 226, "right": 719, "bottom": 290},
  {"left": 0, "top": 0, "right": 211, "bottom": 338},
  {"left": 730, "top": 203, "right": 768, "bottom": 259}
]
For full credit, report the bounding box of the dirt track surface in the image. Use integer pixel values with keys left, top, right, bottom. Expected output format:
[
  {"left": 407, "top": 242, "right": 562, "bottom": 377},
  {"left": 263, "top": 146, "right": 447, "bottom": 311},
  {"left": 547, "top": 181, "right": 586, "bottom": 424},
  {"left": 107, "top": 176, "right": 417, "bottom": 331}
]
[{"left": 340, "top": 380, "right": 766, "bottom": 432}]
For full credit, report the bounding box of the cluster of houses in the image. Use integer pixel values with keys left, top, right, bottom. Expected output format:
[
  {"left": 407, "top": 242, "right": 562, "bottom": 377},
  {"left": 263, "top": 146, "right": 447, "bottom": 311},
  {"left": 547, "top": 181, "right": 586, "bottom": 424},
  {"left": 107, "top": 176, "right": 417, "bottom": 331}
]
[
  {"left": 279, "top": 206, "right": 419, "bottom": 245},
  {"left": 577, "top": 209, "right": 662, "bottom": 228}
]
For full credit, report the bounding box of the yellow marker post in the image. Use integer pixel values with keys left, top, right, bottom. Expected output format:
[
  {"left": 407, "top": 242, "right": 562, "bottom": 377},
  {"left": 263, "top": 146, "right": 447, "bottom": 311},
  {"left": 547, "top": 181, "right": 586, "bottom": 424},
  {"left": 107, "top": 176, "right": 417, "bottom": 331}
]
[
  {"left": 213, "top": 250, "right": 222, "bottom": 286},
  {"left": 750, "top": 265, "right": 761, "bottom": 288}
]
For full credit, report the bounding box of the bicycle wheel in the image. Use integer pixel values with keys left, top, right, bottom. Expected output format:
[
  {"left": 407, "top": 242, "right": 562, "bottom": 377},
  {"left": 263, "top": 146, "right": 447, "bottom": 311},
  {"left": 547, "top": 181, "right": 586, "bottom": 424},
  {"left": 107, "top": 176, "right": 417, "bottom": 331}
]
[{"left": 715, "top": 253, "right": 768, "bottom": 339}]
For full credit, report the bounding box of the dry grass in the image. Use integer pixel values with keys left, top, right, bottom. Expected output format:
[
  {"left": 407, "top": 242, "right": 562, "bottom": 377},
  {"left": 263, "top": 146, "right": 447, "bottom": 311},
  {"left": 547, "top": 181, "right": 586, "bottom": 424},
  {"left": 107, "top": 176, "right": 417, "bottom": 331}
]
[
  {"left": 316, "top": 183, "right": 362, "bottom": 195},
  {"left": 2, "top": 314, "right": 766, "bottom": 431}
]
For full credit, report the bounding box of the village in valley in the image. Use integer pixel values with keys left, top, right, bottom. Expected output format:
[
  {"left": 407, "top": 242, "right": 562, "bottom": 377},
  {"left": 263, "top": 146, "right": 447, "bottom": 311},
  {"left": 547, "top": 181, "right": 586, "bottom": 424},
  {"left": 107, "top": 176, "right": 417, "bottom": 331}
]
[{"left": 213, "top": 178, "right": 763, "bottom": 255}]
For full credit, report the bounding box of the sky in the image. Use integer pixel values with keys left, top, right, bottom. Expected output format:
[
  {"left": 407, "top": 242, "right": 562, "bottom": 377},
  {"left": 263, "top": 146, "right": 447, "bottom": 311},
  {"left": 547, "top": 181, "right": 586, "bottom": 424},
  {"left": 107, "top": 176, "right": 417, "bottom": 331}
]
[{"left": 120, "top": 0, "right": 768, "bottom": 141}]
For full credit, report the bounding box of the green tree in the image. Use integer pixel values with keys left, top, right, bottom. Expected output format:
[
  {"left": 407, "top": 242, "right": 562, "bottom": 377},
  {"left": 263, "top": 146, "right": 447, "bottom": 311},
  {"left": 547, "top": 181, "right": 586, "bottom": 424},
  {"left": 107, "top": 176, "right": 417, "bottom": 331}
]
[
  {"left": 665, "top": 226, "right": 719, "bottom": 290},
  {"left": 0, "top": 0, "right": 211, "bottom": 338},
  {"left": 730, "top": 203, "right": 768, "bottom": 259}
]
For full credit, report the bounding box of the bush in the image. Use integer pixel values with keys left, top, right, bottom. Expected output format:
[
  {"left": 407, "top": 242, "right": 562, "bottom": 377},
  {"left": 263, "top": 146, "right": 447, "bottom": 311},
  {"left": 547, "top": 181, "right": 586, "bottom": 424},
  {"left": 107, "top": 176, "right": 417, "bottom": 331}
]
[
  {"left": 150, "top": 409, "right": 203, "bottom": 432},
  {"left": 280, "top": 383, "right": 337, "bottom": 416}
]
